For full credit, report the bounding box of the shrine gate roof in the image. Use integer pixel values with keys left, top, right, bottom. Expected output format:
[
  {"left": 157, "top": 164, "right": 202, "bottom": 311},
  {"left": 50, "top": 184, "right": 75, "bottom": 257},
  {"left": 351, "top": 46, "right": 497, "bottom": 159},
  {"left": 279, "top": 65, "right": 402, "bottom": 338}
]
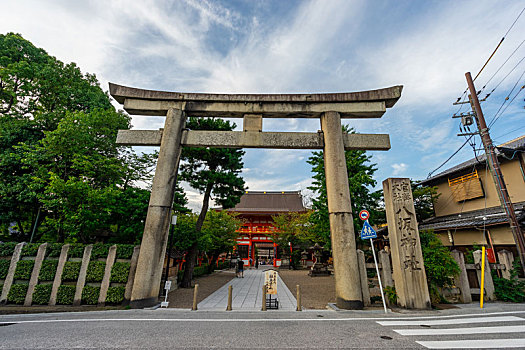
[{"left": 226, "top": 191, "right": 306, "bottom": 213}]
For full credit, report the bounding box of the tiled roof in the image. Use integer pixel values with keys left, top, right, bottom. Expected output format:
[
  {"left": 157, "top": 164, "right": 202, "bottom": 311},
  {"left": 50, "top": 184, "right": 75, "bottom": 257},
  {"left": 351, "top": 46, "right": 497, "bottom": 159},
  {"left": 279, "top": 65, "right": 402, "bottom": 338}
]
[
  {"left": 226, "top": 191, "right": 306, "bottom": 213},
  {"left": 420, "top": 135, "right": 525, "bottom": 186},
  {"left": 419, "top": 201, "right": 525, "bottom": 231}
]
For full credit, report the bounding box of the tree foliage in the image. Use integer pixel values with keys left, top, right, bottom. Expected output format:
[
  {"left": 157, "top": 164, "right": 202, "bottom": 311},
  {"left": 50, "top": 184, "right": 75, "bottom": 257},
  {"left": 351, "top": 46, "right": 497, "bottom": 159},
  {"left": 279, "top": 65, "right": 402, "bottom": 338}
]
[
  {"left": 0, "top": 33, "right": 154, "bottom": 244},
  {"left": 177, "top": 117, "right": 245, "bottom": 287},
  {"left": 307, "top": 126, "right": 383, "bottom": 248}
]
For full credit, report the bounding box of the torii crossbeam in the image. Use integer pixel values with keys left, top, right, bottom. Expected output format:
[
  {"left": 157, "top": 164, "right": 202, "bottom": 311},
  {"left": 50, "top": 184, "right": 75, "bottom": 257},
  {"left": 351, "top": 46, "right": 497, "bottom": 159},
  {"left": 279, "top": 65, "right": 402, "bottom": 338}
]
[{"left": 110, "top": 83, "right": 402, "bottom": 309}]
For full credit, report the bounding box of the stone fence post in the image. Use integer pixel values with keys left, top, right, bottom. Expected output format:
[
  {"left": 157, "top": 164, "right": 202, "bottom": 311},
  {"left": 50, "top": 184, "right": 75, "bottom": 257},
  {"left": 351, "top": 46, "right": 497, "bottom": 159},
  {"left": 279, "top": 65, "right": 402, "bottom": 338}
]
[
  {"left": 73, "top": 245, "right": 93, "bottom": 306},
  {"left": 497, "top": 250, "right": 514, "bottom": 280},
  {"left": 473, "top": 250, "right": 495, "bottom": 301},
  {"left": 24, "top": 243, "right": 48, "bottom": 306},
  {"left": 124, "top": 246, "right": 141, "bottom": 304},
  {"left": 451, "top": 250, "right": 472, "bottom": 303},
  {"left": 356, "top": 250, "right": 370, "bottom": 306},
  {"left": 98, "top": 245, "right": 117, "bottom": 306},
  {"left": 378, "top": 249, "right": 394, "bottom": 288},
  {"left": 49, "top": 244, "right": 70, "bottom": 306},
  {"left": 0, "top": 242, "right": 25, "bottom": 304}
]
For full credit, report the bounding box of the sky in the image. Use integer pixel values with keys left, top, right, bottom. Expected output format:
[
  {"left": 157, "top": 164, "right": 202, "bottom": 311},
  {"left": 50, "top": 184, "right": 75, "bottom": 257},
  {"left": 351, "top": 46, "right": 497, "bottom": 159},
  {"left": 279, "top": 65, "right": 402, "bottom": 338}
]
[{"left": 2, "top": 0, "right": 524, "bottom": 211}]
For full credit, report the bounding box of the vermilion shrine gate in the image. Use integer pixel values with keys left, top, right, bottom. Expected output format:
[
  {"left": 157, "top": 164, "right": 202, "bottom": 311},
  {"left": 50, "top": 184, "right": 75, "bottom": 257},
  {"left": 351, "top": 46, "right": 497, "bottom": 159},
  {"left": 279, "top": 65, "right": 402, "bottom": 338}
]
[{"left": 110, "top": 83, "right": 406, "bottom": 309}]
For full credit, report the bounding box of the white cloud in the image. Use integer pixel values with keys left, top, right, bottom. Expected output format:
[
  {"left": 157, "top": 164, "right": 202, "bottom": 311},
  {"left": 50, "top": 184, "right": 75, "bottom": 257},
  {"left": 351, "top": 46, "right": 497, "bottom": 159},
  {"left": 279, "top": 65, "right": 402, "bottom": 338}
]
[{"left": 392, "top": 163, "right": 408, "bottom": 176}]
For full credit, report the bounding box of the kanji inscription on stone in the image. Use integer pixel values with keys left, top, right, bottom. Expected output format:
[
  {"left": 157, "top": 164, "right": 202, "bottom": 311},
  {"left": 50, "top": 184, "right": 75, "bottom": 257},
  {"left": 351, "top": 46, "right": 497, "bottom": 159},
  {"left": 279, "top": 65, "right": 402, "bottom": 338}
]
[{"left": 383, "top": 178, "right": 431, "bottom": 309}]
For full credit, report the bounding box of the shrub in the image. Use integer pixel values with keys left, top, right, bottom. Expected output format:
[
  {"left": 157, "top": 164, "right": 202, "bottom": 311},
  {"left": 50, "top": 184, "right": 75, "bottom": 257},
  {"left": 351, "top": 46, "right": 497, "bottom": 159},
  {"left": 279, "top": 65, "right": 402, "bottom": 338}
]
[
  {"left": 7, "top": 283, "right": 28, "bottom": 304},
  {"left": 0, "top": 242, "right": 18, "bottom": 257},
  {"left": 21, "top": 243, "right": 40, "bottom": 257},
  {"left": 56, "top": 285, "right": 76, "bottom": 305},
  {"left": 81, "top": 285, "right": 100, "bottom": 305},
  {"left": 110, "top": 262, "right": 130, "bottom": 283},
  {"left": 68, "top": 244, "right": 85, "bottom": 258},
  {"left": 384, "top": 286, "right": 397, "bottom": 305},
  {"left": 105, "top": 286, "right": 125, "bottom": 304},
  {"left": 46, "top": 243, "right": 64, "bottom": 258},
  {"left": 14, "top": 260, "right": 35, "bottom": 280},
  {"left": 493, "top": 260, "right": 525, "bottom": 302},
  {"left": 0, "top": 259, "right": 11, "bottom": 279},
  {"left": 86, "top": 261, "right": 106, "bottom": 282},
  {"left": 39, "top": 260, "right": 58, "bottom": 281},
  {"left": 194, "top": 264, "right": 209, "bottom": 278},
  {"left": 91, "top": 243, "right": 111, "bottom": 259},
  {"left": 116, "top": 245, "right": 135, "bottom": 259},
  {"left": 32, "top": 284, "right": 53, "bottom": 305},
  {"left": 61, "top": 261, "right": 82, "bottom": 281},
  {"left": 420, "top": 230, "right": 460, "bottom": 305}
]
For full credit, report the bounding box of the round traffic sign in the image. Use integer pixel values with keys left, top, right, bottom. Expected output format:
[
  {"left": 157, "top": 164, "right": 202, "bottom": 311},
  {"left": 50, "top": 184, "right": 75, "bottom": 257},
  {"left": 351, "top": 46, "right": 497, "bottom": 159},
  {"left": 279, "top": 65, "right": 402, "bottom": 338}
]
[{"left": 359, "top": 209, "right": 370, "bottom": 221}]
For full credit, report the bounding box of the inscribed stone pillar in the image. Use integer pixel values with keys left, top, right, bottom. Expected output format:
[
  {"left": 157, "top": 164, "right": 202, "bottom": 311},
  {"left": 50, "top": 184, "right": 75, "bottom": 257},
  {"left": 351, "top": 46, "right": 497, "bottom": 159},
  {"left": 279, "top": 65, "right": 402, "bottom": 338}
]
[
  {"left": 383, "top": 178, "right": 431, "bottom": 309},
  {"left": 321, "top": 111, "right": 363, "bottom": 309},
  {"left": 131, "top": 108, "right": 186, "bottom": 308},
  {"left": 356, "top": 250, "right": 370, "bottom": 306},
  {"left": 497, "top": 249, "right": 514, "bottom": 280}
]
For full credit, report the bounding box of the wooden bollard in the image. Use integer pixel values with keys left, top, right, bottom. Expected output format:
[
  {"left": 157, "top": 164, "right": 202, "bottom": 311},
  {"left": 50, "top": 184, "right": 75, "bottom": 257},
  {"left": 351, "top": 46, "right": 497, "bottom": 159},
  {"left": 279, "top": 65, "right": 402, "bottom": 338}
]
[
  {"left": 226, "top": 285, "right": 233, "bottom": 311},
  {"left": 296, "top": 284, "right": 302, "bottom": 311},
  {"left": 192, "top": 284, "right": 199, "bottom": 311},
  {"left": 261, "top": 285, "right": 267, "bottom": 311}
]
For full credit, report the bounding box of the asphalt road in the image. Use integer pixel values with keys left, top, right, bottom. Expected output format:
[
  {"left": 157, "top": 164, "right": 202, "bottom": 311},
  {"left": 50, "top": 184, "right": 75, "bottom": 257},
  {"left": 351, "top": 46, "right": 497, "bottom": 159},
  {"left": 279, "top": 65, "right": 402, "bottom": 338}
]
[{"left": 1, "top": 303, "right": 525, "bottom": 349}]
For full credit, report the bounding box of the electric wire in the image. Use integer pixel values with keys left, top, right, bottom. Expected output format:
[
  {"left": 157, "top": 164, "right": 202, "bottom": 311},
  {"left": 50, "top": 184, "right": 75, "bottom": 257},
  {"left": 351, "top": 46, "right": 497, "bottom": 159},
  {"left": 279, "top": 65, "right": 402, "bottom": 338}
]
[
  {"left": 480, "top": 40, "right": 525, "bottom": 98},
  {"left": 488, "top": 78, "right": 525, "bottom": 127},
  {"left": 427, "top": 135, "right": 474, "bottom": 179}
]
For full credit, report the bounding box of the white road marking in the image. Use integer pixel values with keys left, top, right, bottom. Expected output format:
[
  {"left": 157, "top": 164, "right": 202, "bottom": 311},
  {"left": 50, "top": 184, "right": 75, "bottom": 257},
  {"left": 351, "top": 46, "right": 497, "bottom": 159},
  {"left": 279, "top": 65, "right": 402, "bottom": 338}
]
[
  {"left": 377, "top": 315, "right": 524, "bottom": 326},
  {"left": 416, "top": 339, "right": 525, "bottom": 349},
  {"left": 395, "top": 324, "right": 525, "bottom": 336}
]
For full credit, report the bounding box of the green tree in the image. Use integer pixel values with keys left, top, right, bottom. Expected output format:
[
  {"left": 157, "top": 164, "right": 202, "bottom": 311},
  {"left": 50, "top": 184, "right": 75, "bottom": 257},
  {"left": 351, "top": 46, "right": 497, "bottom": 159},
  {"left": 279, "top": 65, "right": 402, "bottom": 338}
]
[
  {"left": 272, "top": 211, "right": 317, "bottom": 268},
  {"left": 0, "top": 33, "right": 153, "bottom": 244},
  {"left": 201, "top": 210, "right": 241, "bottom": 273},
  {"left": 306, "top": 126, "right": 382, "bottom": 248},
  {"left": 178, "top": 117, "right": 245, "bottom": 287},
  {"left": 0, "top": 32, "right": 113, "bottom": 240},
  {"left": 412, "top": 181, "right": 439, "bottom": 222}
]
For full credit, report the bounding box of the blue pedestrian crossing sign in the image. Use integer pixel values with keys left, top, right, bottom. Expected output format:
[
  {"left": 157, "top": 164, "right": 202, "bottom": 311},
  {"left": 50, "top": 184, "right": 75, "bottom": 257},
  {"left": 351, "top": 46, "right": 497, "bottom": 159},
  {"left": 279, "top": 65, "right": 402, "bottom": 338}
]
[{"left": 360, "top": 220, "right": 377, "bottom": 239}]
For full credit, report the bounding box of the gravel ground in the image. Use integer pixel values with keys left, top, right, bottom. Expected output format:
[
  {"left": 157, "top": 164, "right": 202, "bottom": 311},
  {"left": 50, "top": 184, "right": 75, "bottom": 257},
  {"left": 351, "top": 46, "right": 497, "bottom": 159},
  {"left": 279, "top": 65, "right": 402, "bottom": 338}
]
[
  {"left": 168, "top": 269, "right": 235, "bottom": 309},
  {"left": 278, "top": 269, "right": 336, "bottom": 309}
]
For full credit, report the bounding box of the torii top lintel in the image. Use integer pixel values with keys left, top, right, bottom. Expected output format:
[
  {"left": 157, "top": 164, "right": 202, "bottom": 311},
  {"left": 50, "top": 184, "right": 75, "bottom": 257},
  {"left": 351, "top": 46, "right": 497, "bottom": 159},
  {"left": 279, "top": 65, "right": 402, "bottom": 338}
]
[{"left": 109, "top": 83, "right": 403, "bottom": 118}]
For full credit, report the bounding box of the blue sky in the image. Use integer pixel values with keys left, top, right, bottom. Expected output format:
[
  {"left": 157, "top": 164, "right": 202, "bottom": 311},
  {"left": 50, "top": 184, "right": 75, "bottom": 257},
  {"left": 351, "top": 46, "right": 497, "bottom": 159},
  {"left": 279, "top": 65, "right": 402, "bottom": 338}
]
[{"left": 2, "top": 0, "right": 524, "bottom": 211}]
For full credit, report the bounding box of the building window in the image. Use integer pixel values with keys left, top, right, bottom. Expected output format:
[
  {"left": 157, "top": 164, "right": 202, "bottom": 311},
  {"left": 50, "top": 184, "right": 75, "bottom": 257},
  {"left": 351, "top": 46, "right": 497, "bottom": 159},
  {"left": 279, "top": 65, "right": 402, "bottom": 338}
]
[{"left": 448, "top": 170, "right": 485, "bottom": 202}]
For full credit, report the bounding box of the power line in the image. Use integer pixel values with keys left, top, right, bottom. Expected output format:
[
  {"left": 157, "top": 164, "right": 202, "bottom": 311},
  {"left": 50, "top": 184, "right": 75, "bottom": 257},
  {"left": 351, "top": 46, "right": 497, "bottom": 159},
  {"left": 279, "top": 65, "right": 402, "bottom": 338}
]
[
  {"left": 481, "top": 40, "right": 525, "bottom": 98},
  {"left": 427, "top": 135, "right": 474, "bottom": 178},
  {"left": 489, "top": 82, "right": 525, "bottom": 127}
]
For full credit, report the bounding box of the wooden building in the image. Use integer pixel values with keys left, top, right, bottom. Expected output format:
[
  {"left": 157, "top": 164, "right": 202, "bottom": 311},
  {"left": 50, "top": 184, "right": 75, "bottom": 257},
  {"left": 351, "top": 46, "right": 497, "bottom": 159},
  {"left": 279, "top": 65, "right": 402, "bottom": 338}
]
[
  {"left": 225, "top": 191, "right": 306, "bottom": 267},
  {"left": 419, "top": 135, "right": 525, "bottom": 262}
]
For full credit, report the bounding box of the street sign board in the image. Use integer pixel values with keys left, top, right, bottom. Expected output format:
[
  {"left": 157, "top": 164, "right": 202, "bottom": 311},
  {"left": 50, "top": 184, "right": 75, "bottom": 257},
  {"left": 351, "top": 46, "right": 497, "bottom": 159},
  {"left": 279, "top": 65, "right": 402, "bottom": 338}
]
[
  {"left": 359, "top": 209, "right": 370, "bottom": 221},
  {"left": 164, "top": 280, "right": 172, "bottom": 291},
  {"left": 264, "top": 270, "right": 278, "bottom": 295},
  {"left": 360, "top": 220, "right": 377, "bottom": 239}
]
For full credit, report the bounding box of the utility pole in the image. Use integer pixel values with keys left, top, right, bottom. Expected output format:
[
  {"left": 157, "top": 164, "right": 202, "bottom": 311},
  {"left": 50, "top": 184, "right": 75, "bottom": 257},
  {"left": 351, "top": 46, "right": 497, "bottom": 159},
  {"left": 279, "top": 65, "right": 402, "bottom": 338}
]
[{"left": 465, "top": 71, "right": 525, "bottom": 272}]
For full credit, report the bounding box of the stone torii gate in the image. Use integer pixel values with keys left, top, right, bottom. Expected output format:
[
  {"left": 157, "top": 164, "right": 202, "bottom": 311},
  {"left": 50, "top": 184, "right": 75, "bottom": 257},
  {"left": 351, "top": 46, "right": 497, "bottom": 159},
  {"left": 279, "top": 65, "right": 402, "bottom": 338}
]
[{"left": 109, "top": 83, "right": 402, "bottom": 309}]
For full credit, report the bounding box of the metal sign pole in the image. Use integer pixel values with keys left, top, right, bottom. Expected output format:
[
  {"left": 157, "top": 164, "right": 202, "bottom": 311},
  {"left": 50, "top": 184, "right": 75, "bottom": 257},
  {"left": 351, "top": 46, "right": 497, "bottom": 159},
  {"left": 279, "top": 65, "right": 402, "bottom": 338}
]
[{"left": 370, "top": 237, "right": 387, "bottom": 314}]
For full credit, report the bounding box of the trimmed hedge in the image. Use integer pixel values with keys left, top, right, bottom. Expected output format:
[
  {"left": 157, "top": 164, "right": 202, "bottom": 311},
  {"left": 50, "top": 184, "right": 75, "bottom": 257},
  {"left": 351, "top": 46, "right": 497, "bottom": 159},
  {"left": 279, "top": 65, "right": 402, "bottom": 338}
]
[
  {"left": 39, "top": 260, "right": 58, "bottom": 281},
  {"left": 110, "top": 262, "right": 130, "bottom": 283},
  {"left": 116, "top": 245, "right": 135, "bottom": 259},
  {"left": 61, "top": 261, "right": 81, "bottom": 281},
  {"left": 177, "top": 264, "right": 210, "bottom": 283},
  {"left": 14, "top": 260, "right": 35, "bottom": 280},
  {"left": 33, "top": 284, "right": 53, "bottom": 305},
  {"left": 0, "top": 242, "right": 17, "bottom": 257},
  {"left": 7, "top": 283, "right": 28, "bottom": 304},
  {"left": 105, "top": 286, "right": 125, "bottom": 304},
  {"left": 0, "top": 259, "right": 11, "bottom": 279},
  {"left": 46, "top": 243, "right": 64, "bottom": 258},
  {"left": 21, "top": 243, "right": 40, "bottom": 257},
  {"left": 56, "top": 285, "right": 76, "bottom": 305},
  {"left": 81, "top": 285, "right": 100, "bottom": 305},
  {"left": 86, "top": 261, "right": 106, "bottom": 283},
  {"left": 91, "top": 243, "right": 111, "bottom": 259},
  {"left": 68, "top": 244, "right": 85, "bottom": 258}
]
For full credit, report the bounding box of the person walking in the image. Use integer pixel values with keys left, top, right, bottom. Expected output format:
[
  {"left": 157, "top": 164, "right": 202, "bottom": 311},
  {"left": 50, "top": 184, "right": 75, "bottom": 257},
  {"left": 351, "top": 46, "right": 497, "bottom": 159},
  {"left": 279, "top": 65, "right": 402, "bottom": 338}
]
[{"left": 237, "top": 258, "right": 244, "bottom": 278}]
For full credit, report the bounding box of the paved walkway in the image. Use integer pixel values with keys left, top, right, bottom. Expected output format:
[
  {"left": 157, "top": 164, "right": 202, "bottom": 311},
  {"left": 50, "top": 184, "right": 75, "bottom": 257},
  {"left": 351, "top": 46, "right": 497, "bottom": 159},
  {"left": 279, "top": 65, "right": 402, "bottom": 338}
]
[{"left": 197, "top": 268, "right": 297, "bottom": 311}]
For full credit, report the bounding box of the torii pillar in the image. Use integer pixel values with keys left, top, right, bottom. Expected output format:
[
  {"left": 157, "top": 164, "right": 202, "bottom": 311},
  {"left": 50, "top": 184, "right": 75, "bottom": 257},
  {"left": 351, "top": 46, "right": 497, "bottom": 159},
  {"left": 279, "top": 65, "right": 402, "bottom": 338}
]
[{"left": 109, "top": 83, "right": 403, "bottom": 309}]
